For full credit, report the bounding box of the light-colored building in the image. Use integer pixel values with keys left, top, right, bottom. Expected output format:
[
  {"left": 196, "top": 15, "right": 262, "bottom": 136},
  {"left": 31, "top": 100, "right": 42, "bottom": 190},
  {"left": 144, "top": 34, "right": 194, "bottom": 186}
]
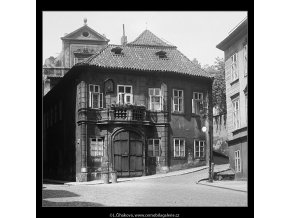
[
  {"left": 43, "top": 18, "right": 110, "bottom": 95},
  {"left": 216, "top": 18, "right": 248, "bottom": 180}
]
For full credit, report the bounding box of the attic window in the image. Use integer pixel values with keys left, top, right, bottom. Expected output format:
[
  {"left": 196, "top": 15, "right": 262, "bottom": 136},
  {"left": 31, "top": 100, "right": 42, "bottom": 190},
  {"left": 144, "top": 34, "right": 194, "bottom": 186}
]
[
  {"left": 111, "top": 47, "right": 124, "bottom": 55},
  {"left": 156, "top": 50, "right": 168, "bottom": 59},
  {"left": 82, "top": 32, "right": 89, "bottom": 37}
]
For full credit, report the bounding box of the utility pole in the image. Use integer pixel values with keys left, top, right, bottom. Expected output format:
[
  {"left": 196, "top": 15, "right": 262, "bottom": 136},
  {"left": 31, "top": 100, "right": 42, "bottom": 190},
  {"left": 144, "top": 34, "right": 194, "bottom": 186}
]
[{"left": 202, "top": 94, "right": 213, "bottom": 183}]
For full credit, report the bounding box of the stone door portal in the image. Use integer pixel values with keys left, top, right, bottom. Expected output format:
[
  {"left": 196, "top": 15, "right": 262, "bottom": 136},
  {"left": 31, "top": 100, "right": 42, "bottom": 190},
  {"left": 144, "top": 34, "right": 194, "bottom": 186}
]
[{"left": 113, "top": 131, "right": 143, "bottom": 177}]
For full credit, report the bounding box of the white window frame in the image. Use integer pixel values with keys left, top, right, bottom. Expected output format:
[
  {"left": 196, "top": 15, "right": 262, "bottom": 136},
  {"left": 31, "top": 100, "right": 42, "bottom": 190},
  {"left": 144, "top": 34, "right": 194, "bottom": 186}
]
[
  {"left": 232, "top": 98, "right": 240, "bottom": 130},
  {"left": 243, "top": 44, "right": 247, "bottom": 76},
  {"left": 194, "top": 140, "right": 205, "bottom": 158},
  {"left": 192, "top": 92, "right": 204, "bottom": 114},
  {"left": 235, "top": 150, "right": 241, "bottom": 172},
  {"left": 231, "top": 52, "right": 238, "bottom": 81},
  {"left": 173, "top": 138, "right": 185, "bottom": 157},
  {"left": 149, "top": 88, "right": 163, "bottom": 111},
  {"left": 148, "top": 139, "right": 161, "bottom": 157},
  {"left": 172, "top": 89, "right": 184, "bottom": 113},
  {"left": 89, "top": 85, "right": 103, "bottom": 109},
  {"left": 117, "top": 85, "right": 133, "bottom": 105},
  {"left": 90, "top": 138, "right": 104, "bottom": 157}
]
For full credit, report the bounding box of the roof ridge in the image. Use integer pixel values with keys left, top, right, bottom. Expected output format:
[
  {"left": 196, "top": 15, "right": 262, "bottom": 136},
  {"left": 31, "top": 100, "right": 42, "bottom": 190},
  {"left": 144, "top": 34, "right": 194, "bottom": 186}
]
[{"left": 128, "top": 29, "right": 176, "bottom": 48}]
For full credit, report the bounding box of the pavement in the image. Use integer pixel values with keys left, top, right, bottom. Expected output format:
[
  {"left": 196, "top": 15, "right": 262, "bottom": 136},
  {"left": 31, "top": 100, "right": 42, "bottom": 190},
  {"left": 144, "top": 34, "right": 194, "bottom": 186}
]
[{"left": 43, "top": 164, "right": 247, "bottom": 193}]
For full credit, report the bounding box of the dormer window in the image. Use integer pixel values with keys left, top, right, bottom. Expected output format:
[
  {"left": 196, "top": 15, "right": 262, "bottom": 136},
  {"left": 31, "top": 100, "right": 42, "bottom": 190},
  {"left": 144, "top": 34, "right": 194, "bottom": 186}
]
[
  {"left": 111, "top": 47, "right": 124, "bottom": 55},
  {"left": 155, "top": 50, "right": 168, "bottom": 59}
]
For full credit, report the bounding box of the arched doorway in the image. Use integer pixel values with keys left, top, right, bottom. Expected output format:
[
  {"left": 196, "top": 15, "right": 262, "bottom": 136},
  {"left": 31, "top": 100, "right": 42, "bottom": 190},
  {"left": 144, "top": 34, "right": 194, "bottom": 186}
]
[{"left": 113, "top": 130, "right": 143, "bottom": 177}]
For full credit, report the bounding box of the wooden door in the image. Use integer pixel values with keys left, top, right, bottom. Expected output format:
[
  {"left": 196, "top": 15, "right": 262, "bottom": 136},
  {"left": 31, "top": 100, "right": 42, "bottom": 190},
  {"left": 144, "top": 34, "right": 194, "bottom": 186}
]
[{"left": 113, "top": 131, "right": 143, "bottom": 177}]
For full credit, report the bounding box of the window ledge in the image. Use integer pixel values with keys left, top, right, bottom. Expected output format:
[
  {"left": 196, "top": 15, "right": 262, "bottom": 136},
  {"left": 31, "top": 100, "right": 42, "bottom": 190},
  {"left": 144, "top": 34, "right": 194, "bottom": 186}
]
[
  {"left": 230, "top": 79, "right": 239, "bottom": 86},
  {"left": 232, "top": 126, "right": 247, "bottom": 135},
  {"left": 172, "top": 112, "right": 185, "bottom": 116},
  {"left": 172, "top": 157, "right": 186, "bottom": 160}
]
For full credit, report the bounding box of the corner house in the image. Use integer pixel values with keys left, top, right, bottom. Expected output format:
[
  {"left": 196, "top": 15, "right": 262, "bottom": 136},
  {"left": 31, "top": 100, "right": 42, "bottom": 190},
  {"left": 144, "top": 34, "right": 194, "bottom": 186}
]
[{"left": 43, "top": 29, "right": 214, "bottom": 182}]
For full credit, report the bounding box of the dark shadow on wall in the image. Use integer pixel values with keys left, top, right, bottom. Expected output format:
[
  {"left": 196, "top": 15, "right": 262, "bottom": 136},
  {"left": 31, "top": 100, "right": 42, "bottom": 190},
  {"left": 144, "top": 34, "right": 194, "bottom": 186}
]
[{"left": 42, "top": 200, "right": 105, "bottom": 207}]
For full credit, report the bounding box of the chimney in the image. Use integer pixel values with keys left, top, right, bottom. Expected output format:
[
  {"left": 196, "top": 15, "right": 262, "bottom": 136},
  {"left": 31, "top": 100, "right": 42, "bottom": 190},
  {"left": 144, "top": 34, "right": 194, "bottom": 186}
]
[{"left": 121, "top": 24, "right": 127, "bottom": 46}]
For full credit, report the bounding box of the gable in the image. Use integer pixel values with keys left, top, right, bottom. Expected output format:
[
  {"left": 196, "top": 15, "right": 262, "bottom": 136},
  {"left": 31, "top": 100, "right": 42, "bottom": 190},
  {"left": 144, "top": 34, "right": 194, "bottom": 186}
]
[{"left": 61, "top": 25, "right": 109, "bottom": 42}]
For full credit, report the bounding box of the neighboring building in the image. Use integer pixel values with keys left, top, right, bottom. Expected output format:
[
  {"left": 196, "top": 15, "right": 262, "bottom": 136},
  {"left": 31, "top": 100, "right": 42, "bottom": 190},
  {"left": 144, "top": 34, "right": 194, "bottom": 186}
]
[
  {"left": 216, "top": 18, "right": 248, "bottom": 180},
  {"left": 212, "top": 105, "right": 229, "bottom": 165},
  {"left": 43, "top": 18, "right": 110, "bottom": 95},
  {"left": 43, "top": 29, "right": 214, "bottom": 182}
]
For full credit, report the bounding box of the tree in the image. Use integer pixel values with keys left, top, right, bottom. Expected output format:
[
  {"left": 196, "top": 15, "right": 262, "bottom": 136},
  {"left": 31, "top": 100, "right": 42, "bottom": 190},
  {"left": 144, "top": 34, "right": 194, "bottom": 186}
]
[
  {"left": 203, "top": 57, "right": 226, "bottom": 115},
  {"left": 192, "top": 58, "right": 202, "bottom": 68}
]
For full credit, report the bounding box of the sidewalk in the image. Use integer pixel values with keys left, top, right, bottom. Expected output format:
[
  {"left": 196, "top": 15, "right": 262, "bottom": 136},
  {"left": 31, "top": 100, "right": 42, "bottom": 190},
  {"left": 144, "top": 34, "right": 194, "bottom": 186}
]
[
  {"left": 197, "top": 180, "right": 247, "bottom": 193},
  {"left": 44, "top": 165, "right": 208, "bottom": 186}
]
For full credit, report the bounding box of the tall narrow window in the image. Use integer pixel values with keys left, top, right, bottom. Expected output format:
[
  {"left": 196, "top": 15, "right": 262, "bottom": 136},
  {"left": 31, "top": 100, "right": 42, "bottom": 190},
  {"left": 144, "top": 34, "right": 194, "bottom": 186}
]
[
  {"left": 235, "top": 150, "right": 241, "bottom": 172},
  {"left": 244, "top": 44, "right": 247, "bottom": 76},
  {"left": 149, "top": 88, "right": 162, "bottom": 111},
  {"left": 192, "top": 92, "right": 204, "bottom": 114},
  {"left": 194, "top": 140, "right": 205, "bottom": 158},
  {"left": 232, "top": 98, "right": 240, "bottom": 130},
  {"left": 174, "top": 138, "right": 185, "bottom": 157},
  {"left": 172, "top": 89, "right": 184, "bottom": 112},
  {"left": 89, "top": 85, "right": 103, "bottom": 109},
  {"left": 231, "top": 52, "right": 238, "bottom": 81},
  {"left": 117, "top": 85, "right": 133, "bottom": 104},
  {"left": 90, "top": 138, "right": 104, "bottom": 157},
  {"left": 148, "top": 139, "right": 161, "bottom": 157}
]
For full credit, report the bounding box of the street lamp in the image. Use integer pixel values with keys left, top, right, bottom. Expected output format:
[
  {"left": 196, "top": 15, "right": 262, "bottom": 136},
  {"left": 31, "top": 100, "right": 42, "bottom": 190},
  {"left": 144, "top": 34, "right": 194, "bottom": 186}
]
[{"left": 202, "top": 122, "right": 213, "bottom": 183}]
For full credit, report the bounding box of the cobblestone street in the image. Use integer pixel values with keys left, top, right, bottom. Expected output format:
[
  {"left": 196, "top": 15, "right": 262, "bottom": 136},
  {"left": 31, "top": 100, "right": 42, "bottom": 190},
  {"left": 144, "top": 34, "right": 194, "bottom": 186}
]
[{"left": 43, "top": 169, "right": 247, "bottom": 207}]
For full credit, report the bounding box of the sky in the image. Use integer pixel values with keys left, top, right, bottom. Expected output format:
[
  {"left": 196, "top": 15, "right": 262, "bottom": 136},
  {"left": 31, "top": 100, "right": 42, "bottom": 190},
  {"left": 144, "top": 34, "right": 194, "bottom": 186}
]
[{"left": 43, "top": 11, "right": 247, "bottom": 66}]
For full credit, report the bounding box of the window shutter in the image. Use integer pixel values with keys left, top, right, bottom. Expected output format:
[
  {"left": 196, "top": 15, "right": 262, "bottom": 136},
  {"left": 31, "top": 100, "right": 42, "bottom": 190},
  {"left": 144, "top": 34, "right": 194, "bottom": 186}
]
[
  {"left": 89, "top": 92, "right": 92, "bottom": 108},
  {"left": 99, "top": 93, "right": 103, "bottom": 108},
  {"left": 192, "top": 99, "right": 195, "bottom": 113}
]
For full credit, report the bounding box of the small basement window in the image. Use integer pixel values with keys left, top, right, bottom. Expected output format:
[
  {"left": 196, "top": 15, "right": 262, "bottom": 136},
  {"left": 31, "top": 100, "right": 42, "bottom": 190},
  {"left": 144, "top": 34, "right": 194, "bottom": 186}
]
[
  {"left": 111, "top": 47, "right": 123, "bottom": 55},
  {"left": 155, "top": 50, "right": 168, "bottom": 59}
]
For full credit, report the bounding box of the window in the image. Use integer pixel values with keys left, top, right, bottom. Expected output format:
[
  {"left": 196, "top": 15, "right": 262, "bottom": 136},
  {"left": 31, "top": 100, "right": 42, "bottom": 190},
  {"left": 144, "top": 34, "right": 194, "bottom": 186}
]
[
  {"left": 155, "top": 50, "right": 168, "bottom": 59},
  {"left": 192, "top": 92, "right": 204, "bottom": 114},
  {"left": 174, "top": 138, "right": 185, "bottom": 157},
  {"left": 243, "top": 44, "right": 247, "bottom": 76},
  {"left": 232, "top": 98, "right": 240, "bottom": 130},
  {"left": 89, "top": 85, "right": 103, "bottom": 109},
  {"left": 194, "top": 140, "right": 205, "bottom": 158},
  {"left": 235, "top": 150, "right": 241, "bottom": 172},
  {"left": 148, "top": 139, "right": 161, "bottom": 157},
  {"left": 149, "top": 88, "right": 163, "bottom": 111},
  {"left": 231, "top": 53, "right": 238, "bottom": 81},
  {"left": 74, "top": 57, "right": 86, "bottom": 65},
  {"left": 90, "top": 138, "right": 104, "bottom": 157},
  {"left": 117, "top": 85, "right": 133, "bottom": 104},
  {"left": 172, "top": 89, "right": 184, "bottom": 112}
]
